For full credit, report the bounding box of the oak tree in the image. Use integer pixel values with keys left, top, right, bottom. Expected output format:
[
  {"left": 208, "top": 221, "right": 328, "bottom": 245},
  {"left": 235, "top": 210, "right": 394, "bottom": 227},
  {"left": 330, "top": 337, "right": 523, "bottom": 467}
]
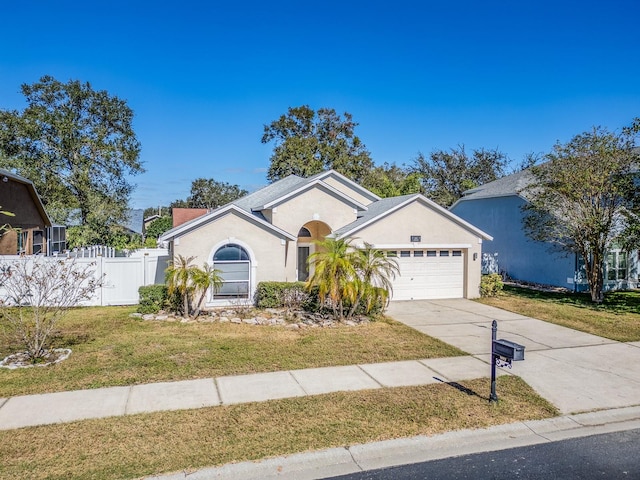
[
  {"left": 522, "top": 125, "right": 640, "bottom": 303},
  {"left": 411, "top": 146, "right": 509, "bottom": 207},
  {"left": 187, "top": 178, "right": 248, "bottom": 209},
  {"left": 0, "top": 75, "right": 143, "bottom": 246},
  {"left": 262, "top": 105, "right": 373, "bottom": 183}
]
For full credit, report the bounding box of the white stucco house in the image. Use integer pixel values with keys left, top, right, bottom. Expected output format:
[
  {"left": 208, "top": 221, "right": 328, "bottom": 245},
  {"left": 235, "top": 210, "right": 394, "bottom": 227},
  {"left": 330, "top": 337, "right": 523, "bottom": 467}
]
[{"left": 159, "top": 170, "right": 492, "bottom": 306}]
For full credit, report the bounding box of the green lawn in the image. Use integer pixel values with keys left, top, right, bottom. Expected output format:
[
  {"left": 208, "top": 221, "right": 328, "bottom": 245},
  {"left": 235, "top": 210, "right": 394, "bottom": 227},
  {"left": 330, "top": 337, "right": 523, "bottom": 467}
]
[
  {"left": 0, "top": 306, "right": 465, "bottom": 397},
  {"left": 478, "top": 286, "right": 640, "bottom": 342}
]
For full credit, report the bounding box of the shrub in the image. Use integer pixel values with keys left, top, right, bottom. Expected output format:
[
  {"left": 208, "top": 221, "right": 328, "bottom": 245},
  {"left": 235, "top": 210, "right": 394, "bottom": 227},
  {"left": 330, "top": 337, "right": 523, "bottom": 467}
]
[
  {"left": 480, "top": 273, "right": 504, "bottom": 297},
  {"left": 254, "top": 282, "right": 309, "bottom": 308},
  {"left": 137, "top": 284, "right": 169, "bottom": 314},
  {"left": 0, "top": 256, "right": 101, "bottom": 362}
]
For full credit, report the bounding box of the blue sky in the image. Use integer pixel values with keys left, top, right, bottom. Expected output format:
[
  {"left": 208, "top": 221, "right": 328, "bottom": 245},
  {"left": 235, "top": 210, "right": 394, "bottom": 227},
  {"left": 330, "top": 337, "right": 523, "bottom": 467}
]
[{"left": 2, "top": 1, "right": 639, "bottom": 209}]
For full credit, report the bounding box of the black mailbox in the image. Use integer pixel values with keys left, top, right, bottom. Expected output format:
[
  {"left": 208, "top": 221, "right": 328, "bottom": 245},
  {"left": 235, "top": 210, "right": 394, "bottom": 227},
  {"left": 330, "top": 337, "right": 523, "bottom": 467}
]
[{"left": 493, "top": 339, "right": 525, "bottom": 361}]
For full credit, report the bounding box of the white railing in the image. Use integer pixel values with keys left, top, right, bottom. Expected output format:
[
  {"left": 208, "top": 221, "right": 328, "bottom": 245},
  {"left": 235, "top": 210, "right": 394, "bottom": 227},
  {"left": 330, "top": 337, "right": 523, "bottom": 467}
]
[{"left": 59, "top": 245, "right": 118, "bottom": 258}]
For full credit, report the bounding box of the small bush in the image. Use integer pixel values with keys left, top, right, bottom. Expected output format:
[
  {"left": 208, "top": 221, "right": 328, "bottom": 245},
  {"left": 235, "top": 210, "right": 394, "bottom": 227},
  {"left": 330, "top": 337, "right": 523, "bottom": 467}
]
[
  {"left": 254, "top": 282, "right": 309, "bottom": 308},
  {"left": 480, "top": 273, "right": 504, "bottom": 297},
  {"left": 138, "top": 284, "right": 169, "bottom": 314}
]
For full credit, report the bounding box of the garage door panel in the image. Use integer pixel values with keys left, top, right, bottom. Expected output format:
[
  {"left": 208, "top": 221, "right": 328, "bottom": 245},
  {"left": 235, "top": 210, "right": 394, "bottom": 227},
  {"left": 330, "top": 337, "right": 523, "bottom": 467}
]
[{"left": 391, "top": 252, "right": 464, "bottom": 301}]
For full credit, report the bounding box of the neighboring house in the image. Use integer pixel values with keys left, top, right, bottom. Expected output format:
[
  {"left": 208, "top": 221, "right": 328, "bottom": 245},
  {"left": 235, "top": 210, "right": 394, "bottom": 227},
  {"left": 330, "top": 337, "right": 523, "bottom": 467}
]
[
  {"left": 0, "top": 168, "right": 53, "bottom": 255},
  {"left": 450, "top": 169, "right": 639, "bottom": 291},
  {"left": 143, "top": 214, "right": 161, "bottom": 232},
  {"left": 160, "top": 170, "right": 492, "bottom": 306},
  {"left": 172, "top": 208, "right": 208, "bottom": 228},
  {"left": 123, "top": 209, "right": 144, "bottom": 236}
]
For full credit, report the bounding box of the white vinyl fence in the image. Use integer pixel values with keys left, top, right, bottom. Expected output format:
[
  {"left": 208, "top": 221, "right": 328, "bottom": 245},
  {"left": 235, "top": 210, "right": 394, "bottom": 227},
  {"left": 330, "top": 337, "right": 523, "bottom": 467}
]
[{"left": 0, "top": 250, "right": 170, "bottom": 306}]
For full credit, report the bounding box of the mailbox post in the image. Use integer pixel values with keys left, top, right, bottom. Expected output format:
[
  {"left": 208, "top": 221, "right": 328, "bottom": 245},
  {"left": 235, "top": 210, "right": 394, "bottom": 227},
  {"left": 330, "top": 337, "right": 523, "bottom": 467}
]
[{"left": 490, "top": 320, "right": 525, "bottom": 403}]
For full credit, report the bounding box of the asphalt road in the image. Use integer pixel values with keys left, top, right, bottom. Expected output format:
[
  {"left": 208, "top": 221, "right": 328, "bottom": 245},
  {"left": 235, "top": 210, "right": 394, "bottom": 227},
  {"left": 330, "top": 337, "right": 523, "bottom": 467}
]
[{"left": 326, "top": 428, "right": 640, "bottom": 480}]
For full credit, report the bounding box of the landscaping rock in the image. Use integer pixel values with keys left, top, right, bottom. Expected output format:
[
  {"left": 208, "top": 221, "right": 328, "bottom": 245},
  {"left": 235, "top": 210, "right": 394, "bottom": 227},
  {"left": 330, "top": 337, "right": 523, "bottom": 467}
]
[
  {"left": 155, "top": 315, "right": 169, "bottom": 321},
  {"left": 129, "top": 313, "right": 143, "bottom": 318},
  {"left": 142, "top": 314, "right": 156, "bottom": 321},
  {"left": 1, "top": 348, "right": 72, "bottom": 369},
  {"left": 230, "top": 317, "right": 242, "bottom": 324}
]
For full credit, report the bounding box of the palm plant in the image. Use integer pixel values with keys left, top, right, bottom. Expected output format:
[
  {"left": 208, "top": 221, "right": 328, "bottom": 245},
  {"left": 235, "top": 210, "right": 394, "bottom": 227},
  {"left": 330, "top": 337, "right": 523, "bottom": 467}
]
[
  {"left": 306, "top": 237, "right": 358, "bottom": 320},
  {"left": 349, "top": 243, "right": 399, "bottom": 317},
  {"left": 165, "top": 255, "right": 198, "bottom": 318},
  {"left": 192, "top": 263, "right": 223, "bottom": 318}
]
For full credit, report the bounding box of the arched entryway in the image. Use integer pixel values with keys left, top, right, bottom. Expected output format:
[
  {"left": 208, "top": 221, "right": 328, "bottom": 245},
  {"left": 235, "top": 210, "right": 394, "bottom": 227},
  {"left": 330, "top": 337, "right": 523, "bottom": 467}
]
[{"left": 297, "top": 221, "right": 331, "bottom": 281}]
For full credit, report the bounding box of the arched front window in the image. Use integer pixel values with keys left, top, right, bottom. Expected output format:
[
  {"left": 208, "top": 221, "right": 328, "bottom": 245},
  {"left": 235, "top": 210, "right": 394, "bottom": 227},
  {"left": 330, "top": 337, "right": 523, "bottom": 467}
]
[{"left": 213, "top": 244, "right": 250, "bottom": 299}]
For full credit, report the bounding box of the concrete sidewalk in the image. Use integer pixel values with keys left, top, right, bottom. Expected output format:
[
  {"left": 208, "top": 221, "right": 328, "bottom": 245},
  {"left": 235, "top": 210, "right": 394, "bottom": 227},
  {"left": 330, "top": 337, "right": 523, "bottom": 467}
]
[{"left": 0, "top": 355, "right": 492, "bottom": 430}]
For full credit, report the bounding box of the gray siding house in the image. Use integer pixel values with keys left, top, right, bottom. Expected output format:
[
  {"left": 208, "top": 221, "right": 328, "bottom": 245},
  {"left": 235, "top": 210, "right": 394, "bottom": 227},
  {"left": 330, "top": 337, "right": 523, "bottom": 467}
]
[{"left": 450, "top": 169, "right": 639, "bottom": 292}]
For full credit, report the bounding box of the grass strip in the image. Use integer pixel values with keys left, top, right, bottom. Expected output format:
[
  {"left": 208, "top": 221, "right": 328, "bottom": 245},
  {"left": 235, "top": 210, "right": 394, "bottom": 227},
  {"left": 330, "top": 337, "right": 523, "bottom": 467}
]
[
  {"left": 0, "top": 376, "right": 557, "bottom": 480},
  {"left": 478, "top": 287, "right": 640, "bottom": 342}
]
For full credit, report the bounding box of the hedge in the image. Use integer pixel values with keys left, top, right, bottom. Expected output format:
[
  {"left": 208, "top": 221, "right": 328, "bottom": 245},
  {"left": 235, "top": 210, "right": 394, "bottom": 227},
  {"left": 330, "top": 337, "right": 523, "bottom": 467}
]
[
  {"left": 254, "top": 282, "right": 310, "bottom": 308},
  {"left": 137, "top": 284, "right": 169, "bottom": 314}
]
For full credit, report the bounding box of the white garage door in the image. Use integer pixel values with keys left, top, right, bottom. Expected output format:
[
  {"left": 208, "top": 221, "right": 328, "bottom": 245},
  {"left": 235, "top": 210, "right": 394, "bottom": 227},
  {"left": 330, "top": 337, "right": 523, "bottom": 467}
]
[{"left": 390, "top": 249, "right": 464, "bottom": 300}]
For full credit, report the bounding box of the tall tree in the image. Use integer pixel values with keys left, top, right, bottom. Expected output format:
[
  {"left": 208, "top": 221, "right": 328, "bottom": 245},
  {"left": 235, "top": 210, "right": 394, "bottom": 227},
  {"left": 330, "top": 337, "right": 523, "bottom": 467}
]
[
  {"left": 187, "top": 178, "right": 248, "bottom": 209},
  {"left": 361, "top": 163, "right": 422, "bottom": 198},
  {"left": 522, "top": 125, "right": 640, "bottom": 303},
  {"left": 411, "top": 146, "right": 509, "bottom": 207},
  {"left": 0, "top": 75, "right": 143, "bottom": 245},
  {"left": 262, "top": 105, "right": 373, "bottom": 183}
]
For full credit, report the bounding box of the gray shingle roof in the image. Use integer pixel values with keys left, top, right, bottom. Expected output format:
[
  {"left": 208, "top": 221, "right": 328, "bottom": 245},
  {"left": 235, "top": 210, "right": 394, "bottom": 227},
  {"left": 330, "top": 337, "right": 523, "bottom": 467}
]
[
  {"left": 123, "top": 209, "right": 144, "bottom": 235},
  {"left": 456, "top": 169, "right": 534, "bottom": 202},
  {"left": 232, "top": 175, "right": 308, "bottom": 212}
]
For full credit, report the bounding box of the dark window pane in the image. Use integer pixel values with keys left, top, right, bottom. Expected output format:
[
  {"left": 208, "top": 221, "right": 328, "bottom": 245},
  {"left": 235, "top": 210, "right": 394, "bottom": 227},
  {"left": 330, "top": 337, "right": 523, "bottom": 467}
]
[
  {"left": 298, "top": 227, "right": 311, "bottom": 238},
  {"left": 213, "top": 244, "right": 249, "bottom": 261}
]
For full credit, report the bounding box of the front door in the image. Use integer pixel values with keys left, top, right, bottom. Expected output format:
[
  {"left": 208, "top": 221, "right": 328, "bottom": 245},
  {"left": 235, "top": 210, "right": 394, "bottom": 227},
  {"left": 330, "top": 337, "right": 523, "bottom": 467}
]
[{"left": 297, "top": 246, "right": 310, "bottom": 281}]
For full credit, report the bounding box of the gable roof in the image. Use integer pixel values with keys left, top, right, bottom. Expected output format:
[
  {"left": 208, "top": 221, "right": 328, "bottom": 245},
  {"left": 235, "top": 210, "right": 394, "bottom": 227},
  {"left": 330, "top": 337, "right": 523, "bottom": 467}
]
[
  {"left": 0, "top": 167, "right": 52, "bottom": 227},
  {"left": 159, "top": 203, "right": 297, "bottom": 242},
  {"left": 232, "top": 174, "right": 309, "bottom": 215},
  {"left": 254, "top": 178, "right": 368, "bottom": 211},
  {"left": 307, "top": 170, "right": 380, "bottom": 203},
  {"left": 450, "top": 169, "right": 534, "bottom": 206},
  {"left": 334, "top": 193, "right": 492, "bottom": 241},
  {"left": 160, "top": 170, "right": 373, "bottom": 242}
]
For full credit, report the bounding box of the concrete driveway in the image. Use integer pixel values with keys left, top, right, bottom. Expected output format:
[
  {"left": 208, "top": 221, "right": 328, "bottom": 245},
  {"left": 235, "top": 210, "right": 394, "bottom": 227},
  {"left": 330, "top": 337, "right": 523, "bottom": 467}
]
[{"left": 387, "top": 299, "right": 640, "bottom": 415}]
